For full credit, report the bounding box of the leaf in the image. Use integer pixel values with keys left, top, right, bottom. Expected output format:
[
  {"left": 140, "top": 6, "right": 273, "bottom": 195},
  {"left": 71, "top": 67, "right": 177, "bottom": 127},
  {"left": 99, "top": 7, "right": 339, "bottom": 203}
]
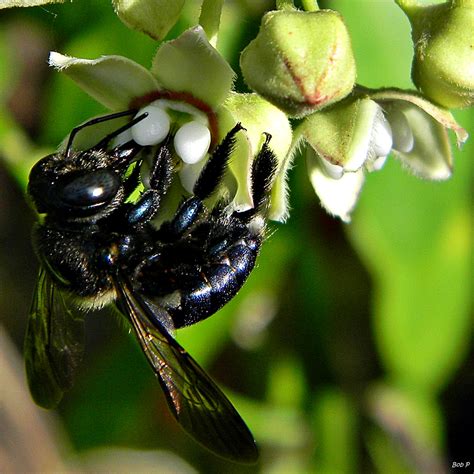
[{"left": 349, "top": 108, "right": 473, "bottom": 391}]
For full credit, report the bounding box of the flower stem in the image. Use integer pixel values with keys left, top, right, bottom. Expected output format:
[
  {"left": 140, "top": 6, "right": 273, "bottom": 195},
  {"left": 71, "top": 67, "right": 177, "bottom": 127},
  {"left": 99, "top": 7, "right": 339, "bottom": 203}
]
[
  {"left": 394, "top": 0, "right": 420, "bottom": 14},
  {"left": 301, "top": 0, "right": 319, "bottom": 11},
  {"left": 199, "top": 0, "right": 224, "bottom": 48}
]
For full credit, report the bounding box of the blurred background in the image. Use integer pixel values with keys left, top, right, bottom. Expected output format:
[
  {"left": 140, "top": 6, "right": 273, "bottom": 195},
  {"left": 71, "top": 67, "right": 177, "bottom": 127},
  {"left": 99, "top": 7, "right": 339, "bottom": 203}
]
[{"left": 0, "top": 1, "right": 472, "bottom": 472}]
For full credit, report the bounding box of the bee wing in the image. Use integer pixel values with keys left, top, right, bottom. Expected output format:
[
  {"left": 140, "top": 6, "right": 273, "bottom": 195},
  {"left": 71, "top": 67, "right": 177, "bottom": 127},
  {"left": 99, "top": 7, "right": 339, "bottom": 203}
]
[
  {"left": 24, "top": 268, "right": 85, "bottom": 408},
  {"left": 114, "top": 276, "right": 258, "bottom": 463}
]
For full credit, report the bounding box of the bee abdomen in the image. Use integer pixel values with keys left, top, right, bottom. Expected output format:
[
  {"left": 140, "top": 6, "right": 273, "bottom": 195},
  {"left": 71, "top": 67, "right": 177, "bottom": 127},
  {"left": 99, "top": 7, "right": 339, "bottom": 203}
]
[{"left": 171, "top": 237, "right": 261, "bottom": 328}]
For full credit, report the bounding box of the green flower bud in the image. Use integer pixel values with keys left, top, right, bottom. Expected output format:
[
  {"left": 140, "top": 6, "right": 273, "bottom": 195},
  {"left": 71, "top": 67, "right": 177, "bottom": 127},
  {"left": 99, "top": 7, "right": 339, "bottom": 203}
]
[
  {"left": 240, "top": 9, "right": 356, "bottom": 118},
  {"left": 300, "top": 96, "right": 385, "bottom": 172},
  {"left": 299, "top": 96, "right": 386, "bottom": 221},
  {"left": 397, "top": 0, "right": 474, "bottom": 108},
  {"left": 112, "top": 0, "right": 185, "bottom": 41},
  {"left": 299, "top": 86, "right": 468, "bottom": 221}
]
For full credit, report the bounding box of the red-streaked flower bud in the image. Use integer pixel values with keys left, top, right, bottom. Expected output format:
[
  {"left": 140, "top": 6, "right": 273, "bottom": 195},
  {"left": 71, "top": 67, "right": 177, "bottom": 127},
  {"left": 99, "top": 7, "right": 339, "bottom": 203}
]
[{"left": 240, "top": 9, "right": 356, "bottom": 118}]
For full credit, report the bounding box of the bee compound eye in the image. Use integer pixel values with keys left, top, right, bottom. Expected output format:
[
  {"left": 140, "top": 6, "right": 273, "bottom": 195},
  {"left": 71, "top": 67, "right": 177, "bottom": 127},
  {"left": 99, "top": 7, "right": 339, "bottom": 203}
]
[{"left": 59, "top": 170, "right": 120, "bottom": 208}]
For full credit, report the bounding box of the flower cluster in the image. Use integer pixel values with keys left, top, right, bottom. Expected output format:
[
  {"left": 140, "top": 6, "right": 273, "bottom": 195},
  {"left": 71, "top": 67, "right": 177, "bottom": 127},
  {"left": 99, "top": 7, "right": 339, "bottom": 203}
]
[
  {"left": 2, "top": 0, "right": 471, "bottom": 222},
  {"left": 238, "top": 3, "right": 469, "bottom": 221},
  {"left": 48, "top": 26, "right": 293, "bottom": 220}
]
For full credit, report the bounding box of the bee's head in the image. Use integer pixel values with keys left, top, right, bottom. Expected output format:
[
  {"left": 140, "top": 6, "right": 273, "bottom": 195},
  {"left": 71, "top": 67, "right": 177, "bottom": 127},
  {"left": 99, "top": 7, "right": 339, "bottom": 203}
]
[{"left": 28, "top": 149, "right": 126, "bottom": 222}]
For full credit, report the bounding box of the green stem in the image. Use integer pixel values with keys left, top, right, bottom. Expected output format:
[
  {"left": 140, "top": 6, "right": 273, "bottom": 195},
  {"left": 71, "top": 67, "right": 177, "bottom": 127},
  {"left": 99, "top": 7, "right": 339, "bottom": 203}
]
[
  {"left": 199, "top": 0, "right": 224, "bottom": 48},
  {"left": 301, "top": 0, "right": 319, "bottom": 11},
  {"left": 394, "top": 0, "right": 420, "bottom": 15}
]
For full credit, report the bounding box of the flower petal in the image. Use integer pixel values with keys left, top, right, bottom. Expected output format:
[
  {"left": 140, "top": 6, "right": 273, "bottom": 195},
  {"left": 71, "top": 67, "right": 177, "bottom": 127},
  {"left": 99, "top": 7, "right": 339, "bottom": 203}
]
[
  {"left": 216, "top": 106, "right": 253, "bottom": 212},
  {"left": 369, "top": 88, "right": 468, "bottom": 147},
  {"left": 385, "top": 101, "right": 453, "bottom": 180},
  {"left": 112, "top": 0, "right": 185, "bottom": 41},
  {"left": 301, "top": 97, "right": 381, "bottom": 171},
  {"left": 224, "top": 93, "right": 293, "bottom": 221},
  {"left": 151, "top": 26, "right": 235, "bottom": 109},
  {"left": 307, "top": 147, "right": 365, "bottom": 222},
  {"left": 49, "top": 52, "right": 160, "bottom": 110}
]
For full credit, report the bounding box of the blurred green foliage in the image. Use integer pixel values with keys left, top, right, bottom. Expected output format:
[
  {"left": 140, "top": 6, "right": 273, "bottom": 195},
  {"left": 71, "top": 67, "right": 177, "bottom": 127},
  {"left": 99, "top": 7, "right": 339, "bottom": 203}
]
[{"left": 0, "top": 1, "right": 472, "bottom": 473}]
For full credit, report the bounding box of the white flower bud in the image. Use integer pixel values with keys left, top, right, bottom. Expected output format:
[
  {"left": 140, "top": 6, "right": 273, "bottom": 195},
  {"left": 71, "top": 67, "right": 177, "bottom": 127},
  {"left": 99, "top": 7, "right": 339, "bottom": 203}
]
[
  {"left": 174, "top": 121, "right": 211, "bottom": 164},
  {"left": 131, "top": 105, "right": 170, "bottom": 146}
]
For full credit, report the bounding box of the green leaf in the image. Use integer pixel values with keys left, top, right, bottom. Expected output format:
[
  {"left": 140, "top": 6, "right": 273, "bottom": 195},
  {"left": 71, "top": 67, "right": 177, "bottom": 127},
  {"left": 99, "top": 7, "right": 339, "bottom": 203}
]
[
  {"left": 349, "top": 108, "right": 473, "bottom": 391},
  {"left": 366, "top": 383, "right": 445, "bottom": 472},
  {"left": 312, "top": 388, "right": 359, "bottom": 473}
]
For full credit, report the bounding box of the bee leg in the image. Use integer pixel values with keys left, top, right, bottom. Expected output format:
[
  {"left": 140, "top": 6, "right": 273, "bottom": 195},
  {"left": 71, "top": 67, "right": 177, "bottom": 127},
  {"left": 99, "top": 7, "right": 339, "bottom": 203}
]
[
  {"left": 123, "top": 144, "right": 173, "bottom": 227},
  {"left": 158, "top": 124, "right": 245, "bottom": 239},
  {"left": 192, "top": 123, "right": 244, "bottom": 200},
  {"left": 122, "top": 161, "right": 142, "bottom": 196},
  {"left": 234, "top": 133, "right": 278, "bottom": 223},
  {"left": 148, "top": 142, "right": 173, "bottom": 192},
  {"left": 165, "top": 197, "right": 204, "bottom": 237}
]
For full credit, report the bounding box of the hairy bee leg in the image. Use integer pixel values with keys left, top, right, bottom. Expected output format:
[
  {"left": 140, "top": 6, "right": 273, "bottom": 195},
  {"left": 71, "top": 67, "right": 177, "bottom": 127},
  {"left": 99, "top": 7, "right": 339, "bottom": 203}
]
[
  {"left": 234, "top": 133, "right": 278, "bottom": 223},
  {"left": 192, "top": 123, "right": 244, "bottom": 200},
  {"left": 159, "top": 124, "right": 245, "bottom": 239},
  {"left": 155, "top": 131, "right": 277, "bottom": 327},
  {"left": 148, "top": 142, "right": 173, "bottom": 192}
]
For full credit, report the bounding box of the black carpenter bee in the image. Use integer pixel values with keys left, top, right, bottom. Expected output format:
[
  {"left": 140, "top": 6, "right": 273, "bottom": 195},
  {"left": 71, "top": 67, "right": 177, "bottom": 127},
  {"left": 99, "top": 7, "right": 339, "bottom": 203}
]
[{"left": 24, "top": 109, "right": 277, "bottom": 463}]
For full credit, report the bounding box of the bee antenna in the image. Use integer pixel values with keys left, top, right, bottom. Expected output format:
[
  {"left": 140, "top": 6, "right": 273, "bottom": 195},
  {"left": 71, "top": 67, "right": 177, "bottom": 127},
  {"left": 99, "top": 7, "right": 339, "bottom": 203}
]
[{"left": 65, "top": 109, "right": 139, "bottom": 159}]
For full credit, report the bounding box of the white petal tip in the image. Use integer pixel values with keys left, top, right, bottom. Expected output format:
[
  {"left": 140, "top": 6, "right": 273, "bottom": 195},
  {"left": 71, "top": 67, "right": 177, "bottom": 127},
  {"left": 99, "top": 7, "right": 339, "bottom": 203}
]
[
  {"left": 48, "top": 51, "right": 70, "bottom": 69},
  {"left": 320, "top": 158, "right": 344, "bottom": 179},
  {"left": 309, "top": 161, "right": 365, "bottom": 222},
  {"left": 179, "top": 161, "right": 206, "bottom": 193}
]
